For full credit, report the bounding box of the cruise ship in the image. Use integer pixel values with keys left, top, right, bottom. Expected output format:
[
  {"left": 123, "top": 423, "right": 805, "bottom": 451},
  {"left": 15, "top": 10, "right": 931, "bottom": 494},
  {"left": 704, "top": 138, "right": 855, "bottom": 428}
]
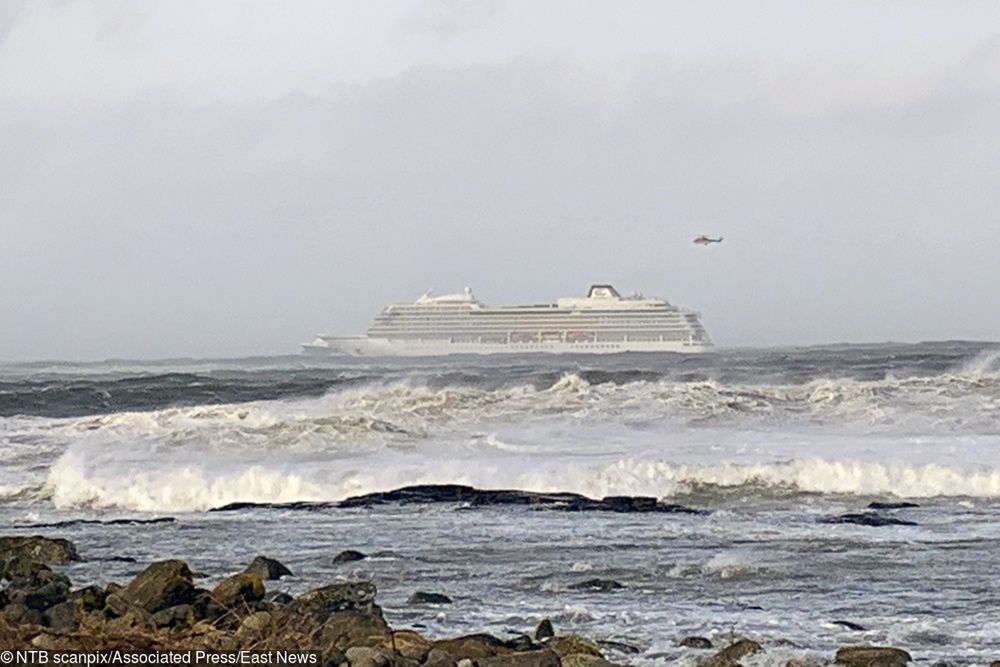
[{"left": 303, "top": 285, "right": 711, "bottom": 356}]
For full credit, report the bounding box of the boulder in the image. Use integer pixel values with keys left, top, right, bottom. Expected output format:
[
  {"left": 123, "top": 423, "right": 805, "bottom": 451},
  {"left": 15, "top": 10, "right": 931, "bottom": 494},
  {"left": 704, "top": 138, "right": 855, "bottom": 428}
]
[
  {"left": 244, "top": 556, "right": 293, "bottom": 581},
  {"left": 0, "top": 536, "right": 79, "bottom": 564},
  {"left": 703, "top": 638, "right": 762, "bottom": 667},
  {"left": 70, "top": 585, "right": 108, "bottom": 612},
  {"left": 287, "top": 582, "right": 381, "bottom": 623},
  {"left": 318, "top": 609, "right": 392, "bottom": 650},
  {"left": 212, "top": 572, "right": 265, "bottom": 609},
  {"left": 544, "top": 635, "right": 603, "bottom": 659},
  {"left": 334, "top": 550, "right": 369, "bottom": 563},
  {"left": 505, "top": 635, "right": 539, "bottom": 652},
  {"left": 407, "top": 591, "right": 452, "bottom": 605},
  {"left": 118, "top": 560, "right": 195, "bottom": 614},
  {"left": 569, "top": 579, "right": 624, "bottom": 592},
  {"left": 3, "top": 603, "right": 43, "bottom": 626},
  {"left": 434, "top": 634, "right": 513, "bottom": 659},
  {"left": 477, "top": 650, "right": 561, "bottom": 667},
  {"left": 42, "top": 600, "right": 80, "bottom": 633},
  {"left": 151, "top": 604, "right": 196, "bottom": 629},
  {"left": 423, "top": 648, "right": 458, "bottom": 667},
  {"left": 392, "top": 630, "right": 433, "bottom": 662},
  {"left": 680, "top": 636, "right": 713, "bottom": 649},
  {"left": 535, "top": 619, "right": 555, "bottom": 641},
  {"left": 835, "top": 646, "right": 912, "bottom": 667}
]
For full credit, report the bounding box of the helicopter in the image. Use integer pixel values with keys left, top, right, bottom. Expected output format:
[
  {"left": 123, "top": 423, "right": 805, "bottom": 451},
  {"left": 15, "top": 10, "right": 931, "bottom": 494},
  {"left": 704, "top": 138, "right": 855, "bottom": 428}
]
[{"left": 693, "top": 235, "right": 723, "bottom": 245}]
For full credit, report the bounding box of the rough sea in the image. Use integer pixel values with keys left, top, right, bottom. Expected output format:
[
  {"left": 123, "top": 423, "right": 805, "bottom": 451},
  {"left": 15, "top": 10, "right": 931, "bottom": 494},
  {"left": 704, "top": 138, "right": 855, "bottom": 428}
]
[{"left": 2, "top": 342, "right": 999, "bottom": 664}]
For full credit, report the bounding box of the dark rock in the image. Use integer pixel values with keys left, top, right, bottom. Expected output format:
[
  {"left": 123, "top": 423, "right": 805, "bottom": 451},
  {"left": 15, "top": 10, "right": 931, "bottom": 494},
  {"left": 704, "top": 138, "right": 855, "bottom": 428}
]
[
  {"left": 544, "top": 635, "right": 602, "bottom": 658},
  {"left": 477, "top": 650, "right": 561, "bottom": 667},
  {"left": 407, "top": 591, "right": 452, "bottom": 605},
  {"left": 534, "top": 619, "right": 554, "bottom": 641},
  {"left": 244, "top": 555, "right": 293, "bottom": 580},
  {"left": 3, "top": 602, "right": 43, "bottom": 625},
  {"left": 835, "top": 646, "right": 912, "bottom": 667},
  {"left": 559, "top": 656, "right": 616, "bottom": 667},
  {"left": 597, "top": 639, "right": 641, "bottom": 654},
  {"left": 191, "top": 589, "right": 226, "bottom": 622},
  {"left": 679, "top": 636, "right": 713, "bottom": 649},
  {"left": 268, "top": 591, "right": 294, "bottom": 605},
  {"left": 867, "top": 502, "right": 919, "bottom": 510},
  {"left": 833, "top": 620, "right": 867, "bottom": 632},
  {"left": 569, "top": 578, "right": 624, "bottom": 592},
  {"left": 336, "top": 484, "right": 707, "bottom": 515},
  {"left": 0, "top": 536, "right": 79, "bottom": 564},
  {"left": 504, "top": 634, "right": 539, "bottom": 652},
  {"left": 211, "top": 572, "right": 265, "bottom": 609},
  {"left": 333, "top": 550, "right": 368, "bottom": 563},
  {"left": 434, "top": 634, "right": 512, "bottom": 659},
  {"left": 151, "top": 604, "right": 195, "bottom": 629},
  {"left": 103, "top": 593, "right": 131, "bottom": 618},
  {"left": 318, "top": 610, "right": 391, "bottom": 651},
  {"left": 822, "top": 513, "right": 918, "bottom": 527},
  {"left": 286, "top": 582, "right": 381, "bottom": 622},
  {"left": 70, "top": 585, "right": 107, "bottom": 612},
  {"left": 703, "top": 638, "right": 762, "bottom": 667},
  {"left": 118, "top": 559, "right": 195, "bottom": 613}
]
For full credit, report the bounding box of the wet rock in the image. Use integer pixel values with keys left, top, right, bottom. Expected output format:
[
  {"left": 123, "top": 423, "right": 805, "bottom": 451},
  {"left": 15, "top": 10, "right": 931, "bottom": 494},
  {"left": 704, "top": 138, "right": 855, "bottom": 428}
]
[
  {"left": 544, "top": 635, "right": 602, "bottom": 658},
  {"left": 284, "top": 582, "right": 390, "bottom": 650},
  {"left": 867, "top": 502, "right": 919, "bottom": 510},
  {"left": 504, "top": 634, "right": 539, "bottom": 652},
  {"left": 244, "top": 555, "right": 293, "bottom": 581},
  {"left": 534, "top": 619, "right": 554, "bottom": 641},
  {"left": 151, "top": 604, "right": 196, "bottom": 629},
  {"left": 569, "top": 578, "right": 624, "bottom": 592},
  {"left": 703, "top": 638, "right": 762, "bottom": 667},
  {"left": 478, "top": 650, "right": 561, "bottom": 667},
  {"left": 597, "top": 639, "right": 640, "bottom": 655},
  {"left": 118, "top": 559, "right": 195, "bottom": 613},
  {"left": 835, "top": 646, "right": 912, "bottom": 667},
  {"left": 434, "top": 634, "right": 512, "bottom": 659},
  {"left": 334, "top": 550, "right": 369, "bottom": 563},
  {"left": 833, "top": 620, "right": 867, "bottom": 632},
  {"left": 211, "top": 572, "right": 265, "bottom": 609},
  {"left": 679, "top": 636, "right": 713, "bottom": 649},
  {"left": 821, "top": 513, "right": 917, "bottom": 527},
  {"left": 0, "top": 536, "right": 79, "bottom": 564},
  {"left": 408, "top": 591, "right": 452, "bottom": 605},
  {"left": 337, "top": 484, "right": 707, "bottom": 515}
]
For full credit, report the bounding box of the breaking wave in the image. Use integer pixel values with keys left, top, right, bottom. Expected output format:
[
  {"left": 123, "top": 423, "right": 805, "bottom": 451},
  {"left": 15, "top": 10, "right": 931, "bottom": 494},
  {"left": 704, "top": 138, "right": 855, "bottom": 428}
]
[{"left": 43, "top": 453, "right": 1000, "bottom": 512}]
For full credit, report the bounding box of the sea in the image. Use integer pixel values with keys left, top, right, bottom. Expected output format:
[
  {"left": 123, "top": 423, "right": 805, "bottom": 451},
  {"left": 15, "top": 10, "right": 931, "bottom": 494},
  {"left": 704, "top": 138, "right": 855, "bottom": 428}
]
[{"left": 1, "top": 341, "right": 999, "bottom": 664}]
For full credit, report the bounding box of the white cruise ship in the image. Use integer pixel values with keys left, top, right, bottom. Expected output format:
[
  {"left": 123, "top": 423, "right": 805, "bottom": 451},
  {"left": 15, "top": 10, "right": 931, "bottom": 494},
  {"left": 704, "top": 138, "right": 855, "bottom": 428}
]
[{"left": 304, "top": 285, "right": 711, "bottom": 356}]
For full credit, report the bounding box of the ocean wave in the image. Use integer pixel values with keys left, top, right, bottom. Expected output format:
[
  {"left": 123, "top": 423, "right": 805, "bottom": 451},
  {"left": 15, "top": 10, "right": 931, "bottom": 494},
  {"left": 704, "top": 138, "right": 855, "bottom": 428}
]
[{"left": 43, "top": 452, "right": 1000, "bottom": 513}]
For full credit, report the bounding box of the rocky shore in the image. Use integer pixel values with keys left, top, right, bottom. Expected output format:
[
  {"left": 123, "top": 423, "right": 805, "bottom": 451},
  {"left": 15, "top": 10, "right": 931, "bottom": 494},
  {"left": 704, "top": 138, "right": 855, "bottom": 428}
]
[{"left": 0, "top": 535, "right": 981, "bottom": 667}]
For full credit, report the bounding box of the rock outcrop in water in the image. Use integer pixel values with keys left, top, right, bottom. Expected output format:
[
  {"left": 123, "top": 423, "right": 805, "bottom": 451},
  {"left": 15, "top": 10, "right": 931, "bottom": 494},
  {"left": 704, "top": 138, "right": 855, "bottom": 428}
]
[
  {"left": 0, "top": 534, "right": 930, "bottom": 666},
  {"left": 209, "top": 484, "right": 708, "bottom": 515},
  {"left": 821, "top": 512, "right": 918, "bottom": 527}
]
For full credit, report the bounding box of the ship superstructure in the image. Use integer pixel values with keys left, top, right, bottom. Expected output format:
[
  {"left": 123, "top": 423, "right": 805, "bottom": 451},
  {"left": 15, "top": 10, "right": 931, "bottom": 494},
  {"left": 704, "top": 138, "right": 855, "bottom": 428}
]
[{"left": 303, "top": 284, "right": 711, "bottom": 356}]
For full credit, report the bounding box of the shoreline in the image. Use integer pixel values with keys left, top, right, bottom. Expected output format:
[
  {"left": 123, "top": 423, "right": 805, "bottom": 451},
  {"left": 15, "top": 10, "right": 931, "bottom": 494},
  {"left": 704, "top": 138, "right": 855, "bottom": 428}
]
[{"left": 0, "top": 535, "right": 972, "bottom": 666}]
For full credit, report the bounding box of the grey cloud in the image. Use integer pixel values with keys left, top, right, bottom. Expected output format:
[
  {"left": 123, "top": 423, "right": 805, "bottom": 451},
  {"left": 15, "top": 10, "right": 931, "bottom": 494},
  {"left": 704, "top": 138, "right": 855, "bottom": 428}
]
[{"left": 2, "top": 45, "right": 999, "bottom": 359}]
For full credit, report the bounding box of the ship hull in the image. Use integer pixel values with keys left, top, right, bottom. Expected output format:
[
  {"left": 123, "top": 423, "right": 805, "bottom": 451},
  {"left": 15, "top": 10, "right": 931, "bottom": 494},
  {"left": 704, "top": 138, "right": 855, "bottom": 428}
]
[{"left": 303, "top": 336, "right": 711, "bottom": 357}]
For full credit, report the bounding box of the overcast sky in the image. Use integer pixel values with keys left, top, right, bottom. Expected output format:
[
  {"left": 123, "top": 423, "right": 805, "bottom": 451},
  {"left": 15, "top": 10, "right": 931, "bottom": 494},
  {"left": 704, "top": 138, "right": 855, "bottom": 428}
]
[{"left": 1, "top": 0, "right": 999, "bottom": 360}]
